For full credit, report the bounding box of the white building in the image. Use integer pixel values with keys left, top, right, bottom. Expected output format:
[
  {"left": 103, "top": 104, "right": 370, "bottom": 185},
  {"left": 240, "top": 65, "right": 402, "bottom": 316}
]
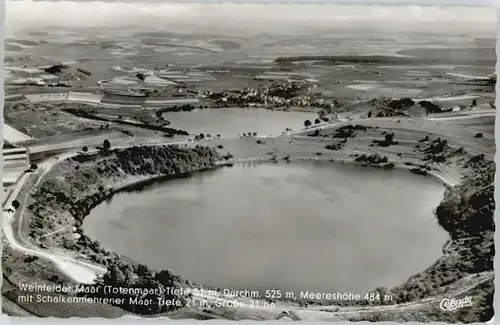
[
  {"left": 2, "top": 146, "right": 30, "bottom": 192},
  {"left": 25, "top": 93, "right": 69, "bottom": 103}
]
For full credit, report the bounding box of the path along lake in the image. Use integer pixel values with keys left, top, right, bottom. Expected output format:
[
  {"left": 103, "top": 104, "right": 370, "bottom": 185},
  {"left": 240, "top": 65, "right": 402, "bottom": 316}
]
[{"left": 84, "top": 161, "right": 448, "bottom": 295}]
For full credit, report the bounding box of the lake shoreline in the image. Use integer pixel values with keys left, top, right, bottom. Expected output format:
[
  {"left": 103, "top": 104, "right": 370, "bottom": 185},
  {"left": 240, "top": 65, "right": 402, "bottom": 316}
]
[{"left": 84, "top": 157, "right": 448, "bottom": 296}]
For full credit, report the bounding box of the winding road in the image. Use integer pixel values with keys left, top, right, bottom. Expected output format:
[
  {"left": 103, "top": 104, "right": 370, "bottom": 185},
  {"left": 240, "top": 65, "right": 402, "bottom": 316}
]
[{"left": 3, "top": 152, "right": 107, "bottom": 284}]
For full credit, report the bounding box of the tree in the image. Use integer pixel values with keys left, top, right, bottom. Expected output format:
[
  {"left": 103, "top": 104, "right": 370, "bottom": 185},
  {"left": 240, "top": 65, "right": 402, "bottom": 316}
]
[
  {"left": 314, "top": 118, "right": 321, "bottom": 124},
  {"left": 304, "top": 120, "right": 312, "bottom": 128},
  {"left": 155, "top": 269, "right": 175, "bottom": 285},
  {"left": 103, "top": 264, "right": 126, "bottom": 284},
  {"left": 82, "top": 146, "right": 88, "bottom": 152},
  {"left": 103, "top": 139, "right": 111, "bottom": 151},
  {"left": 136, "top": 263, "right": 153, "bottom": 278},
  {"left": 12, "top": 200, "right": 20, "bottom": 210},
  {"left": 384, "top": 133, "right": 394, "bottom": 144}
]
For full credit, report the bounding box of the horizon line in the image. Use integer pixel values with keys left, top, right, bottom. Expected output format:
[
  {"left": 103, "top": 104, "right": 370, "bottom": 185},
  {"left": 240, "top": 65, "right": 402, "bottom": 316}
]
[{"left": 4, "top": 0, "right": 497, "bottom": 6}]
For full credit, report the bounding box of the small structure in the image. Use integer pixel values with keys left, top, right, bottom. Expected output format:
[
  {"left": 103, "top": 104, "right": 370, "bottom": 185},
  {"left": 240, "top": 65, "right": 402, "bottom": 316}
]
[
  {"left": 2, "top": 145, "right": 30, "bottom": 195},
  {"left": 3, "top": 146, "right": 30, "bottom": 168},
  {"left": 25, "top": 93, "right": 69, "bottom": 103}
]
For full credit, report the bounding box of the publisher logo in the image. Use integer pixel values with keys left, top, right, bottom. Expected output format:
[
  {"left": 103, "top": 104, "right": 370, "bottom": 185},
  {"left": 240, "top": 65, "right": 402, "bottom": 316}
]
[{"left": 439, "top": 296, "right": 473, "bottom": 311}]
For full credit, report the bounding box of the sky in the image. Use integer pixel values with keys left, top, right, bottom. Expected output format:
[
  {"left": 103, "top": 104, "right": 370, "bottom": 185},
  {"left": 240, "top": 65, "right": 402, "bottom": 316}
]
[
  {"left": 5, "top": 0, "right": 498, "bottom": 4},
  {"left": 4, "top": 1, "right": 498, "bottom": 36}
]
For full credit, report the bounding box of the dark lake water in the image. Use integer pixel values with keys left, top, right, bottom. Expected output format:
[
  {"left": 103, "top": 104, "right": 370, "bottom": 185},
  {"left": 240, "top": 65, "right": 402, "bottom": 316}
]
[{"left": 84, "top": 162, "right": 447, "bottom": 295}]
